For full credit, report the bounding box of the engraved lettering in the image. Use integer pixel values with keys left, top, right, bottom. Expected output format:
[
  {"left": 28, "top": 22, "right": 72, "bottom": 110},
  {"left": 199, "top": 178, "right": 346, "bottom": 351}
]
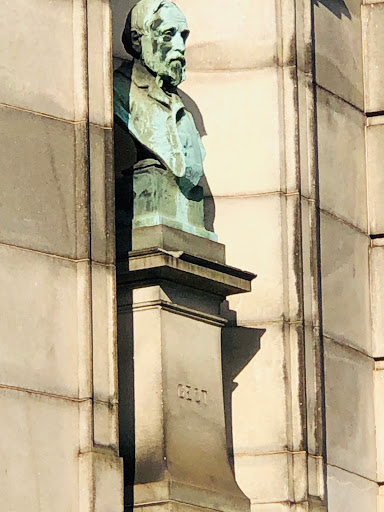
[
  {"left": 177, "top": 384, "right": 185, "bottom": 399},
  {"left": 177, "top": 384, "right": 208, "bottom": 405}
]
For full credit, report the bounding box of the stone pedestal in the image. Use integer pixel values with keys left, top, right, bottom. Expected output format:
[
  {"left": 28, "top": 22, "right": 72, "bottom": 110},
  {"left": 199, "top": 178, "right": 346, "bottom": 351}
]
[{"left": 117, "top": 230, "right": 255, "bottom": 512}]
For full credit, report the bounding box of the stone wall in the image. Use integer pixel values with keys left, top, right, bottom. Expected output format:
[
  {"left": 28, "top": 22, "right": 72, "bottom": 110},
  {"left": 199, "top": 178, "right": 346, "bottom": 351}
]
[
  {"left": 111, "top": 0, "right": 326, "bottom": 510},
  {"left": 0, "top": 1, "right": 123, "bottom": 510},
  {"left": 363, "top": 1, "right": 384, "bottom": 511},
  {"left": 1, "top": 0, "right": 383, "bottom": 511},
  {"left": 316, "top": 0, "right": 383, "bottom": 510}
]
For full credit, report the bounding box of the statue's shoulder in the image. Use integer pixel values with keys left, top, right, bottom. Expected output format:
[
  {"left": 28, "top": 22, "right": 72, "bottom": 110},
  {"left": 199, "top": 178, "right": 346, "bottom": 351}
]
[
  {"left": 114, "top": 60, "right": 133, "bottom": 79},
  {"left": 114, "top": 61, "right": 135, "bottom": 124},
  {"left": 114, "top": 60, "right": 134, "bottom": 89}
]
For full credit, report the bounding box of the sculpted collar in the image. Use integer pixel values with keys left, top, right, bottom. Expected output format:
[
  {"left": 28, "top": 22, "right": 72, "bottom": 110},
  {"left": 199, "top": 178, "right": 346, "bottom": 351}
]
[{"left": 132, "top": 60, "right": 174, "bottom": 109}]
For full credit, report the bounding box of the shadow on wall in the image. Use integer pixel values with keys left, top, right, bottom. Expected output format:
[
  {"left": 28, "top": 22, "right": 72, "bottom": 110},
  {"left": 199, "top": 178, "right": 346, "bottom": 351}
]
[
  {"left": 221, "top": 301, "right": 266, "bottom": 469},
  {"left": 178, "top": 89, "right": 215, "bottom": 232},
  {"left": 313, "top": 0, "right": 351, "bottom": 19}
]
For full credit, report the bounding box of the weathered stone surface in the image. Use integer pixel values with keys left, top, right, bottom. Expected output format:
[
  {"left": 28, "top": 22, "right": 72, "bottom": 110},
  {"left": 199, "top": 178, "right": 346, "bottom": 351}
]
[
  {"left": 88, "top": 0, "right": 113, "bottom": 127},
  {"left": 90, "top": 124, "right": 115, "bottom": 264},
  {"left": 327, "top": 465, "right": 378, "bottom": 512},
  {"left": 362, "top": 3, "right": 384, "bottom": 113},
  {"left": 234, "top": 452, "right": 291, "bottom": 504},
  {"left": 229, "top": 322, "right": 288, "bottom": 455},
  {"left": 0, "top": 0, "right": 87, "bottom": 121},
  {"left": 118, "top": 274, "right": 251, "bottom": 512},
  {"left": 250, "top": 505, "right": 297, "bottom": 512},
  {"left": 92, "top": 263, "right": 117, "bottom": 403},
  {"left": 181, "top": 69, "right": 281, "bottom": 196},
  {"left": 0, "top": 105, "right": 89, "bottom": 259},
  {"left": 0, "top": 388, "right": 80, "bottom": 511},
  {"left": 131, "top": 224, "right": 225, "bottom": 263},
  {"left": 94, "top": 401, "right": 119, "bottom": 449},
  {"left": 375, "top": 362, "right": 384, "bottom": 482},
  {"left": 370, "top": 243, "right": 384, "bottom": 357},
  {"left": 379, "top": 487, "right": 384, "bottom": 512},
  {"left": 0, "top": 244, "right": 91, "bottom": 398},
  {"left": 366, "top": 120, "right": 384, "bottom": 235},
  {"left": 80, "top": 450, "right": 124, "bottom": 512},
  {"left": 214, "top": 195, "right": 294, "bottom": 324},
  {"left": 314, "top": 0, "right": 364, "bottom": 109},
  {"left": 118, "top": 248, "right": 255, "bottom": 297},
  {"left": 321, "top": 213, "right": 371, "bottom": 355},
  {"left": 317, "top": 88, "right": 367, "bottom": 232},
  {"left": 324, "top": 338, "right": 376, "bottom": 480}
]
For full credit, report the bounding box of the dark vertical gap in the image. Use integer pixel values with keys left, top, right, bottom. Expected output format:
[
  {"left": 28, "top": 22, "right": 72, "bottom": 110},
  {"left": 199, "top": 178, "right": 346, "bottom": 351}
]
[
  {"left": 311, "top": 0, "right": 328, "bottom": 503},
  {"left": 115, "top": 163, "right": 135, "bottom": 512},
  {"left": 85, "top": 0, "right": 95, "bottom": 444}
]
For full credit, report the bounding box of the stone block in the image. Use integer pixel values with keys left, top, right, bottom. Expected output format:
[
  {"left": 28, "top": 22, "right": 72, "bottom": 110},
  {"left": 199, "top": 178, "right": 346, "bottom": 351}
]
[
  {"left": 297, "top": 72, "right": 317, "bottom": 200},
  {"left": 317, "top": 88, "right": 367, "bottom": 232},
  {"left": 80, "top": 449, "right": 124, "bottom": 511},
  {"left": 131, "top": 225, "right": 225, "bottom": 263},
  {"left": 379, "top": 486, "right": 384, "bottom": 512},
  {"left": 375, "top": 362, "right": 384, "bottom": 481},
  {"left": 370, "top": 243, "right": 384, "bottom": 357},
  {"left": 92, "top": 263, "right": 117, "bottom": 403},
  {"left": 180, "top": 69, "right": 281, "bottom": 197},
  {"left": 0, "top": 0, "right": 87, "bottom": 121},
  {"left": 234, "top": 453, "right": 289, "bottom": 504},
  {"left": 112, "top": 0, "right": 279, "bottom": 70},
  {"left": 93, "top": 451, "right": 124, "bottom": 511},
  {"left": 327, "top": 465, "right": 378, "bottom": 512},
  {"left": 88, "top": 0, "right": 113, "bottom": 127},
  {"left": 250, "top": 505, "right": 292, "bottom": 512},
  {"left": 362, "top": 3, "right": 384, "bottom": 113},
  {"left": 0, "top": 106, "right": 89, "bottom": 259},
  {"left": 321, "top": 213, "right": 371, "bottom": 355},
  {"left": 94, "top": 401, "right": 118, "bottom": 449},
  {"left": 214, "top": 194, "right": 282, "bottom": 321},
  {"left": 117, "top": 264, "right": 252, "bottom": 512},
  {"left": 90, "top": 125, "right": 115, "bottom": 264},
  {"left": 314, "top": 0, "right": 364, "bottom": 109},
  {"left": 214, "top": 194, "right": 302, "bottom": 324},
  {"left": 0, "top": 244, "right": 91, "bottom": 398},
  {"left": 0, "top": 388, "right": 80, "bottom": 511},
  {"left": 229, "top": 322, "right": 288, "bottom": 455},
  {"left": 366, "top": 120, "right": 384, "bottom": 235},
  {"left": 324, "top": 338, "right": 376, "bottom": 480}
]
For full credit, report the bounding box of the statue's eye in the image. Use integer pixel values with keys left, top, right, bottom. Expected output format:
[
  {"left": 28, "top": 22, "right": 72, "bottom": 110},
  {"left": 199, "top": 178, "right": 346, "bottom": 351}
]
[
  {"left": 163, "top": 28, "right": 176, "bottom": 40},
  {"left": 181, "top": 30, "right": 190, "bottom": 42}
]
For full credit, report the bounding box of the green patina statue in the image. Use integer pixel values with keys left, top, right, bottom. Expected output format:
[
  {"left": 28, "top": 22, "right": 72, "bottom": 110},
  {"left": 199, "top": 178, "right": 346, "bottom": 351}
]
[{"left": 114, "top": 0, "right": 216, "bottom": 241}]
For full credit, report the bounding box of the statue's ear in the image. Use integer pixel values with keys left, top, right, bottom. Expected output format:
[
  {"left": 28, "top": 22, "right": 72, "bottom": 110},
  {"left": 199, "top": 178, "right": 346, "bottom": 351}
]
[{"left": 131, "top": 30, "right": 142, "bottom": 56}]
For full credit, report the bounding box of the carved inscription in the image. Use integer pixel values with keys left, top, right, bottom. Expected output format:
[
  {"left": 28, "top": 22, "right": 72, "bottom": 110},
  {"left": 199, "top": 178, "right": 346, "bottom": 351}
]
[{"left": 178, "top": 384, "right": 208, "bottom": 405}]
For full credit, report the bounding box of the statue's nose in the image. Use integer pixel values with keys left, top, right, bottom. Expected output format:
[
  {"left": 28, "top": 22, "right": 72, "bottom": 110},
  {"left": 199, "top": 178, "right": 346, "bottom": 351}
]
[{"left": 173, "top": 32, "right": 186, "bottom": 53}]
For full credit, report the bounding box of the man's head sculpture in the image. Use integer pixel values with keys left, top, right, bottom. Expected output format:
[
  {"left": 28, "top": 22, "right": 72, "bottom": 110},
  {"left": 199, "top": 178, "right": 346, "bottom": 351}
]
[
  {"left": 122, "top": 0, "right": 190, "bottom": 88},
  {"left": 114, "top": 0, "right": 217, "bottom": 242}
]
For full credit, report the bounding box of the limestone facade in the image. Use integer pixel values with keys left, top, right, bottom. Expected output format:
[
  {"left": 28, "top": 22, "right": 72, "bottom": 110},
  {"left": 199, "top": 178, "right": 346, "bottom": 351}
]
[{"left": 1, "top": 1, "right": 383, "bottom": 511}]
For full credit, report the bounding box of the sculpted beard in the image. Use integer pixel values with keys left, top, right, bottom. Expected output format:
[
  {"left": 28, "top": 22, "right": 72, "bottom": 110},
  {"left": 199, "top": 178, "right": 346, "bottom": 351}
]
[
  {"left": 164, "top": 52, "right": 186, "bottom": 86},
  {"left": 141, "top": 38, "right": 186, "bottom": 86}
]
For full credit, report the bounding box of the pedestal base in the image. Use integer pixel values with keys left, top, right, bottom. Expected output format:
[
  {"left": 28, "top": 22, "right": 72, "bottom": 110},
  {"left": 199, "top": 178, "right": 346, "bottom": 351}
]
[{"left": 117, "top": 240, "right": 255, "bottom": 512}]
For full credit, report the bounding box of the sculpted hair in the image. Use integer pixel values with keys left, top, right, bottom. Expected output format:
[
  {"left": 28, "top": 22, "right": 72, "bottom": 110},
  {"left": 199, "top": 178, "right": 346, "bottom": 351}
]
[{"left": 122, "top": 0, "right": 175, "bottom": 57}]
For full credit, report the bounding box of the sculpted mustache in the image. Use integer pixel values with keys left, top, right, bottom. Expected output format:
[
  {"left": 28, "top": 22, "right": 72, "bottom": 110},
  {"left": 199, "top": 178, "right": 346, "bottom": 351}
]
[{"left": 166, "top": 54, "right": 186, "bottom": 66}]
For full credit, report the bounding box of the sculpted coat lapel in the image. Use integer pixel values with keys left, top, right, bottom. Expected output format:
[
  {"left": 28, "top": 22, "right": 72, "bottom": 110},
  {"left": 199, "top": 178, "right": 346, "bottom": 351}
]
[{"left": 114, "top": 59, "right": 205, "bottom": 186}]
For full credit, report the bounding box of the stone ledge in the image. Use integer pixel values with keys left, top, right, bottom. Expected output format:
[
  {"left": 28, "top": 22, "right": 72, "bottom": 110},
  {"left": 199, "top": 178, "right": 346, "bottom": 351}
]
[{"left": 117, "top": 248, "right": 256, "bottom": 297}]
